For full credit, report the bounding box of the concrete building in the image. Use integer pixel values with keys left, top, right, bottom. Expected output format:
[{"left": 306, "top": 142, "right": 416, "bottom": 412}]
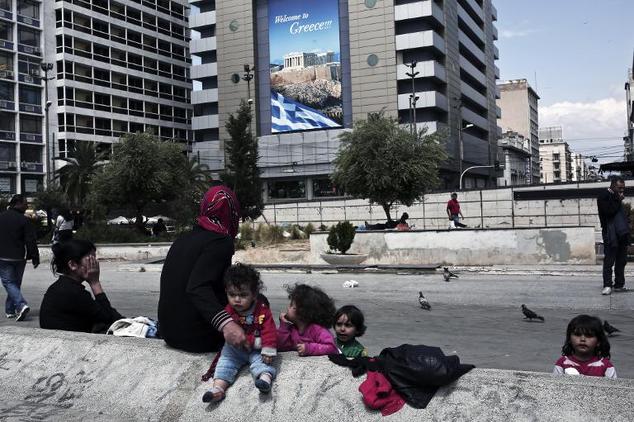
[
  {"left": 189, "top": 0, "right": 501, "bottom": 200},
  {"left": 625, "top": 54, "right": 633, "bottom": 161},
  {"left": 539, "top": 126, "right": 573, "bottom": 184},
  {"left": 0, "top": 0, "right": 47, "bottom": 195},
  {"left": 497, "top": 78, "right": 540, "bottom": 184},
  {"left": 496, "top": 130, "right": 531, "bottom": 186},
  {"left": 41, "top": 0, "right": 192, "bottom": 170},
  {"left": 571, "top": 153, "right": 588, "bottom": 182}
]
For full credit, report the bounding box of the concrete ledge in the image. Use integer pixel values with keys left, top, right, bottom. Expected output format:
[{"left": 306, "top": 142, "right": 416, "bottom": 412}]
[
  {"left": 1, "top": 327, "right": 632, "bottom": 421},
  {"left": 37, "top": 243, "right": 173, "bottom": 262},
  {"left": 311, "top": 227, "right": 597, "bottom": 265}
]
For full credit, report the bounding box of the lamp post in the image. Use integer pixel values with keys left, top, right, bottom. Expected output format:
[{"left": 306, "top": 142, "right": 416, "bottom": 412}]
[
  {"left": 41, "top": 62, "right": 54, "bottom": 185},
  {"left": 405, "top": 61, "right": 419, "bottom": 135},
  {"left": 242, "top": 64, "right": 255, "bottom": 136}
]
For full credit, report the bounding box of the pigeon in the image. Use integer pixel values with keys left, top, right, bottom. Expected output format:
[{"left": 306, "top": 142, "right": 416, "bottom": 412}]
[
  {"left": 521, "top": 304, "right": 544, "bottom": 322},
  {"left": 443, "top": 267, "right": 459, "bottom": 281},
  {"left": 603, "top": 320, "right": 620, "bottom": 336},
  {"left": 418, "top": 291, "right": 431, "bottom": 311}
]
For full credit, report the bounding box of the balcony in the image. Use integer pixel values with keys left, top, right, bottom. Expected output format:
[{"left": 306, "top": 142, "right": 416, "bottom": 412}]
[
  {"left": 191, "top": 62, "right": 217, "bottom": 79},
  {"left": 20, "top": 133, "right": 43, "bottom": 143},
  {"left": 190, "top": 37, "right": 216, "bottom": 54},
  {"left": 189, "top": 11, "right": 216, "bottom": 28},
  {"left": 458, "top": 32, "right": 485, "bottom": 66},
  {"left": 462, "top": 0, "right": 484, "bottom": 22},
  {"left": 191, "top": 88, "right": 218, "bottom": 104},
  {"left": 458, "top": 5, "right": 485, "bottom": 44},
  {"left": 396, "top": 60, "right": 446, "bottom": 82},
  {"left": 0, "top": 100, "right": 15, "bottom": 111},
  {"left": 395, "top": 30, "right": 445, "bottom": 53},
  {"left": 394, "top": 0, "right": 443, "bottom": 25},
  {"left": 192, "top": 115, "right": 219, "bottom": 130},
  {"left": 461, "top": 106, "right": 489, "bottom": 131},
  {"left": 17, "top": 15, "right": 40, "bottom": 28},
  {"left": 0, "top": 160, "right": 17, "bottom": 171},
  {"left": 0, "top": 40, "right": 14, "bottom": 51},
  {"left": 19, "top": 104, "right": 42, "bottom": 114},
  {"left": 460, "top": 81, "right": 487, "bottom": 109},
  {"left": 397, "top": 91, "right": 448, "bottom": 112},
  {"left": 0, "top": 130, "right": 16, "bottom": 140},
  {"left": 17, "top": 44, "right": 42, "bottom": 57},
  {"left": 459, "top": 55, "right": 486, "bottom": 84},
  {"left": 20, "top": 161, "right": 43, "bottom": 172},
  {"left": 0, "top": 9, "right": 11, "bottom": 20}
]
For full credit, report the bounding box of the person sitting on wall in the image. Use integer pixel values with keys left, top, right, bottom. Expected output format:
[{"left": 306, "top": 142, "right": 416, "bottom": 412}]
[{"left": 395, "top": 212, "right": 410, "bottom": 231}]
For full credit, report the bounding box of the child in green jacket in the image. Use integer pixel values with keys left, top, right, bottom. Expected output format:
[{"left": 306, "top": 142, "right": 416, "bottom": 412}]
[{"left": 333, "top": 305, "right": 367, "bottom": 358}]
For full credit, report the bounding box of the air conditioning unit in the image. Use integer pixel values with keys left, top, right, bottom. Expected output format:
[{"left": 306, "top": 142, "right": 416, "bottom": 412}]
[
  {"left": 23, "top": 75, "right": 33, "bottom": 83},
  {"left": 0, "top": 162, "right": 8, "bottom": 170},
  {"left": 8, "top": 161, "right": 16, "bottom": 169},
  {"left": 29, "top": 69, "right": 40, "bottom": 77},
  {"left": 0, "top": 100, "right": 8, "bottom": 108},
  {"left": 0, "top": 71, "right": 6, "bottom": 78},
  {"left": 26, "top": 163, "right": 37, "bottom": 170},
  {"left": 33, "top": 47, "right": 41, "bottom": 54}
]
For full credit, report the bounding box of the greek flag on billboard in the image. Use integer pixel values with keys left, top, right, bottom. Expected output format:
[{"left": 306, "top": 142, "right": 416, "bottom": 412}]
[{"left": 271, "top": 91, "right": 340, "bottom": 132}]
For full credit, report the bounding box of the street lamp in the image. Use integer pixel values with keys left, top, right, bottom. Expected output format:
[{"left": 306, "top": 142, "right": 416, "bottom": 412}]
[
  {"left": 242, "top": 64, "right": 255, "bottom": 136},
  {"left": 41, "top": 62, "right": 54, "bottom": 185},
  {"left": 405, "top": 61, "right": 419, "bottom": 135}
]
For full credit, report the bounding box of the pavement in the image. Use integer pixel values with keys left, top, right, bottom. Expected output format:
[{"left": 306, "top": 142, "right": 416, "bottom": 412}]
[{"left": 3, "top": 262, "right": 634, "bottom": 378}]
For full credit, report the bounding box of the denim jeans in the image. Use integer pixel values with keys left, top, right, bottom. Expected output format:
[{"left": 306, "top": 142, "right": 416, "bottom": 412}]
[
  {"left": 214, "top": 344, "right": 276, "bottom": 385},
  {"left": 0, "top": 260, "right": 27, "bottom": 315}
]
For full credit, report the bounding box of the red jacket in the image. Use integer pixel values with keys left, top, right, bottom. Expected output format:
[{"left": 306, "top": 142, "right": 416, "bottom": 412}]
[
  {"left": 359, "top": 370, "right": 406, "bottom": 416},
  {"left": 225, "top": 300, "right": 277, "bottom": 356}
]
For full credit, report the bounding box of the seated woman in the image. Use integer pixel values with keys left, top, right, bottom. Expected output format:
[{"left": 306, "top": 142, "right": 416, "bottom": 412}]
[{"left": 40, "top": 239, "right": 123, "bottom": 333}]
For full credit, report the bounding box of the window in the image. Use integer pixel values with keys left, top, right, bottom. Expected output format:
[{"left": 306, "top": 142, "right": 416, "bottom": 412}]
[
  {"left": 0, "top": 51, "right": 12, "bottom": 72},
  {"left": 0, "top": 81, "right": 14, "bottom": 101},
  {"left": 18, "top": 1, "right": 39, "bottom": 19},
  {"left": 268, "top": 180, "right": 306, "bottom": 199},
  {"left": 0, "top": 112, "right": 14, "bottom": 131},
  {"left": 0, "top": 143, "right": 14, "bottom": 160},
  {"left": 552, "top": 153, "right": 560, "bottom": 161},
  {"left": 0, "top": 21, "right": 12, "bottom": 42},
  {"left": 18, "top": 27, "right": 40, "bottom": 46},
  {"left": 17, "top": 55, "right": 40, "bottom": 75},
  {"left": 313, "top": 179, "right": 343, "bottom": 197},
  {"left": 0, "top": 0, "right": 11, "bottom": 12},
  {"left": 20, "top": 144, "right": 41, "bottom": 162},
  {"left": 20, "top": 115, "right": 41, "bottom": 133},
  {"left": 19, "top": 86, "right": 40, "bottom": 105}
]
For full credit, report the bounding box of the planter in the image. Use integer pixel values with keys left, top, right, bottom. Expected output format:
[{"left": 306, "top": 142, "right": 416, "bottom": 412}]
[{"left": 320, "top": 253, "right": 368, "bottom": 265}]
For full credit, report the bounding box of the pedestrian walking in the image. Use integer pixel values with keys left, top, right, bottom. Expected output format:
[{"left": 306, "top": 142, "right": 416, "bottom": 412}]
[
  {"left": 597, "top": 177, "right": 629, "bottom": 295},
  {"left": 446, "top": 193, "right": 466, "bottom": 228},
  {"left": 0, "top": 194, "right": 40, "bottom": 321}
]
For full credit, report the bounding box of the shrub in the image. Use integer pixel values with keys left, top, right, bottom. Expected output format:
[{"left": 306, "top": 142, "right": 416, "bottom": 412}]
[
  {"left": 290, "top": 224, "right": 306, "bottom": 240},
  {"left": 74, "top": 224, "right": 177, "bottom": 243},
  {"left": 239, "top": 223, "right": 255, "bottom": 241},
  {"left": 327, "top": 221, "right": 356, "bottom": 254},
  {"left": 268, "top": 225, "right": 285, "bottom": 244},
  {"left": 303, "top": 223, "right": 315, "bottom": 237}
]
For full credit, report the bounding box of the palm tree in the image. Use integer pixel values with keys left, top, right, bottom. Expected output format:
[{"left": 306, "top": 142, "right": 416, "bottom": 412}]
[
  {"left": 184, "top": 156, "right": 213, "bottom": 195},
  {"left": 55, "top": 141, "right": 105, "bottom": 207}
]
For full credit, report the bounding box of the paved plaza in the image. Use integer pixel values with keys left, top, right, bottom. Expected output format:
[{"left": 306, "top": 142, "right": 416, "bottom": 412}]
[{"left": 3, "top": 262, "right": 634, "bottom": 378}]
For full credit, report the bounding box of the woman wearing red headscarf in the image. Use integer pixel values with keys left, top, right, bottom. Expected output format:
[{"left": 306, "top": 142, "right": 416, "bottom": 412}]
[{"left": 158, "top": 184, "right": 248, "bottom": 353}]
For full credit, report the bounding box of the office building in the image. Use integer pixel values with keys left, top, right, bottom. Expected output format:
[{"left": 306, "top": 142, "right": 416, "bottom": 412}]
[
  {"left": 625, "top": 53, "right": 633, "bottom": 161},
  {"left": 496, "top": 130, "right": 531, "bottom": 186},
  {"left": 497, "top": 78, "right": 540, "bottom": 184},
  {"left": 189, "top": 0, "right": 501, "bottom": 199},
  {"left": 539, "top": 126, "right": 572, "bottom": 184},
  {"left": 42, "top": 0, "right": 192, "bottom": 173},
  {"left": 571, "top": 153, "right": 588, "bottom": 182},
  {"left": 0, "top": 0, "right": 46, "bottom": 195}
]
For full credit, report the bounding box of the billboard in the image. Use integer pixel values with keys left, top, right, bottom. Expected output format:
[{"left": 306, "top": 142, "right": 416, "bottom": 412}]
[{"left": 268, "top": 0, "right": 343, "bottom": 133}]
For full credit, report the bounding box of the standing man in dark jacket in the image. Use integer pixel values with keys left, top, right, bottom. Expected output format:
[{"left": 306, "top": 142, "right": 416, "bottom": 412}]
[
  {"left": 597, "top": 177, "right": 629, "bottom": 295},
  {"left": 0, "top": 194, "right": 40, "bottom": 320}
]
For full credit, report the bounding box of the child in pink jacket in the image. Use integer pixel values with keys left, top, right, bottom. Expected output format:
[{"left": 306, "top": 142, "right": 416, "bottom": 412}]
[{"left": 277, "top": 284, "right": 338, "bottom": 356}]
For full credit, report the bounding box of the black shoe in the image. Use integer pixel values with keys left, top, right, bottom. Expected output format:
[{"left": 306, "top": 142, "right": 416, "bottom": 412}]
[
  {"left": 613, "top": 287, "right": 630, "bottom": 293},
  {"left": 16, "top": 305, "right": 29, "bottom": 321},
  {"left": 255, "top": 378, "right": 271, "bottom": 393}
]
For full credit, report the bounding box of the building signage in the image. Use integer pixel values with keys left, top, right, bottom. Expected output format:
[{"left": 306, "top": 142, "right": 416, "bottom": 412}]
[{"left": 268, "top": 0, "right": 343, "bottom": 133}]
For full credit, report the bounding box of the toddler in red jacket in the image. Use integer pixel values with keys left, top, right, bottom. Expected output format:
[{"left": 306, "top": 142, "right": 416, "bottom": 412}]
[{"left": 203, "top": 264, "right": 277, "bottom": 403}]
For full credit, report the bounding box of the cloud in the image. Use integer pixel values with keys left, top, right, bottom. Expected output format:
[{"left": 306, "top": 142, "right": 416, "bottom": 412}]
[
  {"left": 540, "top": 97, "right": 626, "bottom": 140},
  {"left": 498, "top": 28, "right": 537, "bottom": 39}
]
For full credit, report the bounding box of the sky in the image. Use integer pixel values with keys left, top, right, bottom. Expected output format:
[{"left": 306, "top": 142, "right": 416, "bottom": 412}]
[{"left": 495, "top": 0, "right": 633, "bottom": 164}]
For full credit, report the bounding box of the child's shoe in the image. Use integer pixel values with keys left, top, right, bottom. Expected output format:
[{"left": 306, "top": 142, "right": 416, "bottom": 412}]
[
  {"left": 255, "top": 373, "right": 272, "bottom": 393},
  {"left": 202, "top": 386, "right": 225, "bottom": 403}
]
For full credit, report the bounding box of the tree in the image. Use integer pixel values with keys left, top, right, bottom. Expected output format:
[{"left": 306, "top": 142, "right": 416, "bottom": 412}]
[
  {"left": 331, "top": 111, "right": 448, "bottom": 221},
  {"left": 91, "top": 132, "right": 189, "bottom": 231},
  {"left": 223, "top": 100, "right": 264, "bottom": 221},
  {"left": 55, "top": 141, "right": 105, "bottom": 207}
]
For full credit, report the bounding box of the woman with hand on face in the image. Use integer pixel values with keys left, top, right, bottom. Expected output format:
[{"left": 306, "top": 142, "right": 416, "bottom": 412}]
[{"left": 40, "top": 239, "right": 123, "bottom": 333}]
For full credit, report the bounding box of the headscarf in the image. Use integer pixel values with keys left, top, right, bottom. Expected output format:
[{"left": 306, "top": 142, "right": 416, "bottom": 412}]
[{"left": 196, "top": 185, "right": 241, "bottom": 238}]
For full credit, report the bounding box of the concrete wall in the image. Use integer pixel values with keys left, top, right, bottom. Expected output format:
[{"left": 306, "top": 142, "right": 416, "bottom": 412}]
[
  {"left": 37, "top": 243, "right": 171, "bottom": 262},
  {"left": 1, "top": 327, "right": 632, "bottom": 421},
  {"left": 310, "top": 226, "right": 597, "bottom": 265},
  {"left": 260, "top": 182, "right": 611, "bottom": 231}
]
